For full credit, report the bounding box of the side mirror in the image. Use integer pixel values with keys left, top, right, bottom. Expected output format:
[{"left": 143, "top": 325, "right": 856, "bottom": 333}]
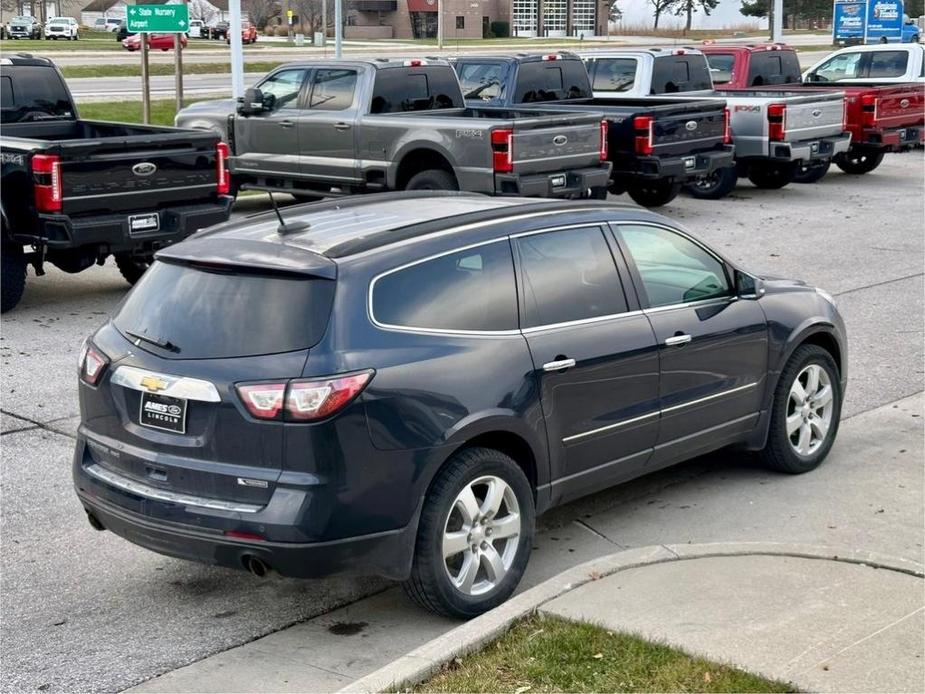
[
  {"left": 237, "top": 87, "right": 266, "bottom": 116},
  {"left": 735, "top": 269, "right": 761, "bottom": 299}
]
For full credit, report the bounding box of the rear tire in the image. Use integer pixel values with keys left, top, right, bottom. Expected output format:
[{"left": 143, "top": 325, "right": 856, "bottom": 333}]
[
  {"left": 685, "top": 166, "right": 738, "bottom": 199},
  {"left": 1, "top": 245, "right": 27, "bottom": 313},
  {"left": 114, "top": 253, "right": 152, "bottom": 286},
  {"left": 747, "top": 162, "right": 795, "bottom": 189},
  {"left": 759, "top": 344, "right": 842, "bottom": 474},
  {"left": 405, "top": 169, "right": 459, "bottom": 192},
  {"left": 626, "top": 180, "right": 682, "bottom": 207},
  {"left": 792, "top": 160, "right": 831, "bottom": 184},
  {"left": 834, "top": 149, "right": 885, "bottom": 175},
  {"left": 403, "top": 447, "right": 535, "bottom": 619}
]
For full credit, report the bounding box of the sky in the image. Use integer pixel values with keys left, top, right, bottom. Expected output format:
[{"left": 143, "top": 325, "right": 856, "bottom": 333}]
[{"left": 614, "top": 0, "right": 772, "bottom": 30}]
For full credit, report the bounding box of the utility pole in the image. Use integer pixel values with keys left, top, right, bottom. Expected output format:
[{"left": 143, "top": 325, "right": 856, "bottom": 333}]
[
  {"left": 141, "top": 33, "right": 151, "bottom": 123},
  {"left": 771, "top": 0, "right": 783, "bottom": 41},
  {"left": 174, "top": 0, "right": 187, "bottom": 112},
  {"left": 229, "top": 0, "right": 244, "bottom": 98},
  {"left": 437, "top": 0, "right": 443, "bottom": 48},
  {"left": 322, "top": 0, "right": 327, "bottom": 44},
  {"left": 334, "top": 0, "right": 342, "bottom": 57}
]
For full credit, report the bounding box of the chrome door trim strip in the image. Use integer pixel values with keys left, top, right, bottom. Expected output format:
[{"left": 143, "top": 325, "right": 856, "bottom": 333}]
[
  {"left": 110, "top": 365, "right": 222, "bottom": 403},
  {"left": 660, "top": 382, "right": 759, "bottom": 415},
  {"left": 549, "top": 447, "right": 652, "bottom": 488},
  {"left": 62, "top": 184, "right": 214, "bottom": 202},
  {"left": 85, "top": 464, "right": 263, "bottom": 514},
  {"left": 563, "top": 411, "right": 659, "bottom": 444}
]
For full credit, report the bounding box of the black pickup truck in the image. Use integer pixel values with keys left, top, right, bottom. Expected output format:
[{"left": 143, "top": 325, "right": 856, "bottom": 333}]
[
  {"left": 452, "top": 52, "right": 735, "bottom": 207},
  {"left": 0, "top": 54, "right": 233, "bottom": 312}
]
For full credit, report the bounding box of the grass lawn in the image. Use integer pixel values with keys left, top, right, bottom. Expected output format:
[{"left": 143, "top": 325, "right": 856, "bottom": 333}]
[
  {"left": 78, "top": 98, "right": 197, "bottom": 126},
  {"left": 60, "top": 61, "right": 283, "bottom": 78},
  {"left": 411, "top": 614, "right": 796, "bottom": 693}
]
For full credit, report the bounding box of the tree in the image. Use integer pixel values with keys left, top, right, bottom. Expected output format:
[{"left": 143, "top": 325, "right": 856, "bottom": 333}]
[
  {"left": 673, "top": 0, "right": 720, "bottom": 32},
  {"left": 242, "top": 0, "right": 280, "bottom": 29},
  {"left": 649, "top": 0, "right": 675, "bottom": 28},
  {"left": 188, "top": 0, "right": 221, "bottom": 25}
]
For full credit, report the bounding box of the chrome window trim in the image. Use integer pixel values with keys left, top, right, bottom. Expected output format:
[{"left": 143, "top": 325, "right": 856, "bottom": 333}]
[
  {"left": 521, "top": 309, "right": 644, "bottom": 335},
  {"left": 643, "top": 296, "right": 737, "bottom": 315},
  {"left": 110, "top": 365, "right": 222, "bottom": 403},
  {"left": 85, "top": 464, "right": 263, "bottom": 514}
]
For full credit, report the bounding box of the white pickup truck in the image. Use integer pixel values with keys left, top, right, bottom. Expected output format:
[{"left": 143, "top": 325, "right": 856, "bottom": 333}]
[{"left": 804, "top": 44, "right": 925, "bottom": 84}]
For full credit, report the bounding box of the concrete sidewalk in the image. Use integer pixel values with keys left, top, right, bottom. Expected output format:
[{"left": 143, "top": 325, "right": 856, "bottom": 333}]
[{"left": 542, "top": 553, "right": 924, "bottom": 693}]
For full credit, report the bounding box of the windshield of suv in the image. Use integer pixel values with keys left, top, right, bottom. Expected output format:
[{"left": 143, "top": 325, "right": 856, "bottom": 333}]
[
  {"left": 0, "top": 66, "right": 75, "bottom": 123},
  {"left": 113, "top": 261, "right": 335, "bottom": 359}
]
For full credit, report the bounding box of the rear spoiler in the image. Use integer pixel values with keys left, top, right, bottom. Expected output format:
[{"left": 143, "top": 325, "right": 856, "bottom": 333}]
[{"left": 156, "top": 238, "right": 337, "bottom": 280}]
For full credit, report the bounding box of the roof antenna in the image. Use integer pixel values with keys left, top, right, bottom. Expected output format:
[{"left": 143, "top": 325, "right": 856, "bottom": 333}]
[{"left": 268, "top": 191, "right": 310, "bottom": 235}]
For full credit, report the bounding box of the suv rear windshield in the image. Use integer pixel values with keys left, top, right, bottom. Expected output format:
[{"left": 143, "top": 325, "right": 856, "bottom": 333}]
[
  {"left": 113, "top": 261, "right": 334, "bottom": 359},
  {"left": 370, "top": 66, "right": 464, "bottom": 113},
  {"left": 513, "top": 60, "right": 592, "bottom": 102},
  {"left": 0, "top": 66, "right": 75, "bottom": 123}
]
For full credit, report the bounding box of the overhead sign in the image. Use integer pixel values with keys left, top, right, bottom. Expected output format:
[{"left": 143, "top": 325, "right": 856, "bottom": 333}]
[{"left": 126, "top": 4, "right": 190, "bottom": 33}]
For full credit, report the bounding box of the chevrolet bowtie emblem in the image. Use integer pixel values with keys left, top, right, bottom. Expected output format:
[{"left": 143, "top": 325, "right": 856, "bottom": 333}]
[{"left": 140, "top": 376, "right": 168, "bottom": 392}]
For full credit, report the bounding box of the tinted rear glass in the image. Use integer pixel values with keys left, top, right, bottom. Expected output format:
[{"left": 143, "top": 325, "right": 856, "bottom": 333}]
[
  {"left": 513, "top": 60, "right": 591, "bottom": 103},
  {"left": 113, "top": 261, "right": 334, "bottom": 359},
  {"left": 589, "top": 57, "right": 638, "bottom": 92},
  {"left": 456, "top": 61, "right": 505, "bottom": 100},
  {"left": 651, "top": 56, "right": 712, "bottom": 93},
  {"left": 0, "top": 66, "right": 75, "bottom": 123},
  {"left": 370, "top": 67, "right": 463, "bottom": 113},
  {"left": 705, "top": 53, "right": 735, "bottom": 85}
]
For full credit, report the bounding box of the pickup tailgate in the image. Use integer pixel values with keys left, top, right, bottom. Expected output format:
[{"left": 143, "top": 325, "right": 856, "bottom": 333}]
[
  {"left": 776, "top": 93, "right": 846, "bottom": 141},
  {"left": 867, "top": 86, "right": 925, "bottom": 129},
  {"left": 501, "top": 110, "right": 604, "bottom": 175},
  {"left": 54, "top": 124, "right": 221, "bottom": 216}
]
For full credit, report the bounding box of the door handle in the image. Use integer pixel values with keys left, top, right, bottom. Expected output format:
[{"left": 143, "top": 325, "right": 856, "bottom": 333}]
[
  {"left": 664, "top": 334, "right": 692, "bottom": 346},
  {"left": 334, "top": 122, "right": 351, "bottom": 131},
  {"left": 543, "top": 358, "right": 576, "bottom": 372},
  {"left": 278, "top": 120, "right": 294, "bottom": 128}
]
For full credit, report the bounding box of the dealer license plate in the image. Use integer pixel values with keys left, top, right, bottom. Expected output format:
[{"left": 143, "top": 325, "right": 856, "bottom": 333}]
[{"left": 139, "top": 392, "right": 187, "bottom": 434}]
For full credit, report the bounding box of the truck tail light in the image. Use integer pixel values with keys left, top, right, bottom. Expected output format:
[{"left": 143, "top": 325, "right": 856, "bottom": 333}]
[
  {"left": 633, "top": 115, "right": 654, "bottom": 155},
  {"left": 767, "top": 103, "right": 786, "bottom": 141},
  {"left": 842, "top": 98, "right": 849, "bottom": 132},
  {"left": 542, "top": 54, "right": 559, "bottom": 61},
  {"left": 599, "top": 119, "right": 609, "bottom": 161},
  {"left": 236, "top": 371, "right": 373, "bottom": 422},
  {"left": 491, "top": 128, "right": 514, "bottom": 173},
  {"left": 403, "top": 59, "right": 426, "bottom": 67},
  {"left": 32, "top": 154, "right": 62, "bottom": 213},
  {"left": 672, "top": 48, "right": 686, "bottom": 55},
  {"left": 78, "top": 340, "right": 109, "bottom": 386},
  {"left": 861, "top": 94, "right": 878, "bottom": 127},
  {"left": 216, "top": 141, "right": 230, "bottom": 195},
  {"left": 723, "top": 106, "right": 732, "bottom": 144}
]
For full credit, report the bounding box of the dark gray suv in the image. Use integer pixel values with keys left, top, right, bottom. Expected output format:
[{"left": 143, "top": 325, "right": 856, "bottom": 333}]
[{"left": 74, "top": 192, "right": 847, "bottom": 618}]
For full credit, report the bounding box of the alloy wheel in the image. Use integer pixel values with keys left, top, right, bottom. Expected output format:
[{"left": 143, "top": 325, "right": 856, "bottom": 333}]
[
  {"left": 787, "top": 364, "right": 834, "bottom": 456},
  {"left": 442, "top": 475, "right": 521, "bottom": 596}
]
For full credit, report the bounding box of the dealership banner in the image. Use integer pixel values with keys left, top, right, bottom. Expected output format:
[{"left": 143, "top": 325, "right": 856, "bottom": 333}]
[
  {"left": 833, "top": 0, "right": 867, "bottom": 41},
  {"left": 865, "top": 0, "right": 903, "bottom": 40}
]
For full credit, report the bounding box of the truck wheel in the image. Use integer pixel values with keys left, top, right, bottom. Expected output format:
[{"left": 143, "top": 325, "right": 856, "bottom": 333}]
[
  {"left": 835, "top": 150, "right": 885, "bottom": 175},
  {"left": 746, "top": 162, "right": 795, "bottom": 189},
  {"left": 685, "top": 166, "right": 738, "bottom": 200},
  {"left": 626, "top": 180, "right": 682, "bottom": 207},
  {"left": 1, "top": 246, "right": 27, "bottom": 313},
  {"left": 405, "top": 169, "right": 459, "bottom": 192},
  {"left": 792, "top": 160, "right": 831, "bottom": 184},
  {"left": 114, "top": 254, "right": 152, "bottom": 286},
  {"left": 402, "top": 447, "right": 535, "bottom": 619}
]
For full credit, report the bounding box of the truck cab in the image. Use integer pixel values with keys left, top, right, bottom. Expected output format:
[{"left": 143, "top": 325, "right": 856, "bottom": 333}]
[
  {"left": 579, "top": 47, "right": 716, "bottom": 98},
  {"left": 700, "top": 43, "right": 803, "bottom": 88},
  {"left": 804, "top": 43, "right": 925, "bottom": 83}
]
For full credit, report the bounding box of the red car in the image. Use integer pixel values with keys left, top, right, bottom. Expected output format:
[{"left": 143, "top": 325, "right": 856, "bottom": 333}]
[
  {"left": 226, "top": 22, "right": 257, "bottom": 44},
  {"left": 122, "top": 33, "right": 189, "bottom": 51}
]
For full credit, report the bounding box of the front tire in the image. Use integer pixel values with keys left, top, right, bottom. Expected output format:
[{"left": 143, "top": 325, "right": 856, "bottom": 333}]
[
  {"left": 792, "top": 160, "right": 831, "bottom": 184},
  {"left": 759, "top": 344, "right": 842, "bottom": 474},
  {"left": 626, "top": 180, "right": 682, "bottom": 207},
  {"left": 747, "top": 162, "right": 795, "bottom": 189},
  {"left": 1, "top": 246, "right": 27, "bottom": 313},
  {"left": 835, "top": 149, "right": 885, "bottom": 175},
  {"left": 404, "top": 169, "right": 459, "bottom": 192},
  {"left": 403, "top": 447, "right": 535, "bottom": 619},
  {"left": 114, "top": 253, "right": 152, "bottom": 286},
  {"left": 685, "top": 166, "right": 738, "bottom": 200}
]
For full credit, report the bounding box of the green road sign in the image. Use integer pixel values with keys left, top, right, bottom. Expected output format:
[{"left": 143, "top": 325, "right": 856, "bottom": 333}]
[{"left": 126, "top": 3, "right": 189, "bottom": 33}]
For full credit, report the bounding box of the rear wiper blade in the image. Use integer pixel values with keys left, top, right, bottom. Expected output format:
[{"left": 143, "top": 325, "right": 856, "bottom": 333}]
[{"left": 125, "top": 329, "right": 180, "bottom": 353}]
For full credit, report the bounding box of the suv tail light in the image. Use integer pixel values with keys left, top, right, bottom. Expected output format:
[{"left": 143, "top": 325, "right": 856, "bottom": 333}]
[
  {"left": 32, "top": 154, "right": 62, "bottom": 213},
  {"left": 723, "top": 106, "right": 732, "bottom": 144},
  {"left": 216, "top": 142, "right": 230, "bottom": 195},
  {"left": 491, "top": 128, "right": 514, "bottom": 173},
  {"left": 767, "top": 103, "right": 786, "bottom": 141},
  {"left": 599, "top": 119, "right": 609, "bottom": 161},
  {"left": 633, "top": 115, "right": 654, "bottom": 155},
  {"left": 78, "top": 340, "right": 109, "bottom": 386},
  {"left": 861, "top": 93, "right": 878, "bottom": 127},
  {"left": 236, "top": 371, "right": 374, "bottom": 422}
]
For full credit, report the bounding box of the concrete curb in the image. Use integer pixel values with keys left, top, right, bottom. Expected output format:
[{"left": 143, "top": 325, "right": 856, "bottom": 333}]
[{"left": 338, "top": 542, "right": 924, "bottom": 693}]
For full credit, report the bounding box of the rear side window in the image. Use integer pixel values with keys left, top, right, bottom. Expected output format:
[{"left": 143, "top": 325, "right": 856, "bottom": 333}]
[
  {"left": 705, "top": 53, "right": 735, "bottom": 85},
  {"left": 514, "top": 60, "right": 591, "bottom": 103},
  {"left": 370, "top": 67, "right": 463, "bottom": 113},
  {"left": 780, "top": 51, "right": 803, "bottom": 83},
  {"left": 589, "top": 58, "right": 637, "bottom": 92},
  {"left": 651, "top": 56, "right": 712, "bottom": 93},
  {"left": 309, "top": 68, "right": 357, "bottom": 110},
  {"left": 372, "top": 241, "right": 517, "bottom": 332},
  {"left": 515, "top": 227, "right": 627, "bottom": 327},
  {"left": 113, "top": 262, "right": 335, "bottom": 359},
  {"left": 0, "top": 66, "right": 74, "bottom": 123},
  {"left": 868, "top": 51, "right": 909, "bottom": 78},
  {"left": 456, "top": 62, "right": 505, "bottom": 100}
]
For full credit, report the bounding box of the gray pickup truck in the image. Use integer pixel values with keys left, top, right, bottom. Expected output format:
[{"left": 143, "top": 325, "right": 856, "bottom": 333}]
[{"left": 175, "top": 58, "right": 611, "bottom": 200}]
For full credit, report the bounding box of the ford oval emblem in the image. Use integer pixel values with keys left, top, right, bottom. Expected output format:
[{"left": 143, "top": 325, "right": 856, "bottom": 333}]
[
  {"left": 553, "top": 135, "right": 568, "bottom": 146},
  {"left": 685, "top": 120, "right": 697, "bottom": 131},
  {"left": 900, "top": 98, "right": 910, "bottom": 108},
  {"left": 132, "top": 162, "right": 157, "bottom": 177},
  {"left": 811, "top": 109, "right": 822, "bottom": 118}
]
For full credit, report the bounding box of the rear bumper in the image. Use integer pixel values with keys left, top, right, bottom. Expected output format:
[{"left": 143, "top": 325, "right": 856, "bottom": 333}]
[
  {"left": 770, "top": 133, "right": 852, "bottom": 163},
  {"left": 16, "top": 197, "right": 233, "bottom": 252},
  {"left": 859, "top": 124, "right": 923, "bottom": 151},
  {"left": 624, "top": 146, "right": 735, "bottom": 183},
  {"left": 495, "top": 163, "right": 612, "bottom": 197}
]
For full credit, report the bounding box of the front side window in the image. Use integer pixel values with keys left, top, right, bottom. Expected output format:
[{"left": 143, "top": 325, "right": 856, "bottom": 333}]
[
  {"left": 618, "top": 225, "right": 730, "bottom": 308},
  {"left": 456, "top": 62, "right": 504, "bottom": 100},
  {"left": 810, "top": 52, "right": 862, "bottom": 81},
  {"left": 868, "top": 50, "right": 909, "bottom": 78},
  {"left": 515, "top": 227, "right": 628, "bottom": 327},
  {"left": 705, "top": 53, "right": 735, "bottom": 85},
  {"left": 589, "top": 58, "right": 637, "bottom": 92},
  {"left": 309, "top": 68, "right": 357, "bottom": 110},
  {"left": 372, "top": 241, "right": 517, "bottom": 332},
  {"left": 259, "top": 69, "right": 307, "bottom": 110}
]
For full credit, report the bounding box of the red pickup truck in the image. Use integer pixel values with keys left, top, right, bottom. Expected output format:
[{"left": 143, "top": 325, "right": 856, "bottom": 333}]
[{"left": 701, "top": 43, "right": 924, "bottom": 179}]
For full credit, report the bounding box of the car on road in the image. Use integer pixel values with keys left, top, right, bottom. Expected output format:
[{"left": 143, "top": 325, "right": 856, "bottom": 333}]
[
  {"left": 803, "top": 43, "right": 925, "bottom": 83},
  {"left": 73, "top": 191, "right": 847, "bottom": 618},
  {"left": 122, "top": 32, "right": 188, "bottom": 51},
  {"left": 210, "top": 20, "right": 229, "bottom": 40},
  {"left": 115, "top": 19, "right": 132, "bottom": 41},
  {"left": 188, "top": 19, "right": 204, "bottom": 38},
  {"left": 6, "top": 15, "right": 42, "bottom": 39},
  {"left": 176, "top": 58, "right": 612, "bottom": 200},
  {"left": 226, "top": 20, "right": 257, "bottom": 44},
  {"left": 44, "top": 16, "right": 79, "bottom": 40},
  {"left": 93, "top": 17, "right": 122, "bottom": 32},
  {"left": 0, "top": 54, "right": 233, "bottom": 312}
]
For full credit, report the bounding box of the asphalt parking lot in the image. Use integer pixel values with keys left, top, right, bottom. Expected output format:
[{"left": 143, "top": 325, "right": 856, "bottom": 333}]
[{"left": 1, "top": 154, "right": 923, "bottom": 693}]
